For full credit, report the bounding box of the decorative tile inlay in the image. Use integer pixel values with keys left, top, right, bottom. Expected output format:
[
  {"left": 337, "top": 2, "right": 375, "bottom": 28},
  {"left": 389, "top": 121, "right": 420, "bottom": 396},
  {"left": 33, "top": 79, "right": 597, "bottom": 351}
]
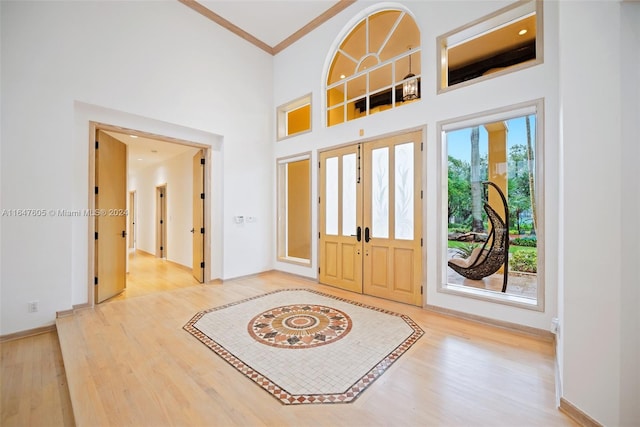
[
  {"left": 248, "top": 304, "right": 352, "bottom": 349},
  {"left": 184, "top": 289, "right": 423, "bottom": 405}
]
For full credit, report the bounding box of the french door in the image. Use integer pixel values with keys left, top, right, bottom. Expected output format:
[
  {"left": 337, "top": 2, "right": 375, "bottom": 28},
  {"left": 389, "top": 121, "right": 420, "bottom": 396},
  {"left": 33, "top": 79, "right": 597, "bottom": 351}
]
[{"left": 319, "top": 131, "right": 423, "bottom": 305}]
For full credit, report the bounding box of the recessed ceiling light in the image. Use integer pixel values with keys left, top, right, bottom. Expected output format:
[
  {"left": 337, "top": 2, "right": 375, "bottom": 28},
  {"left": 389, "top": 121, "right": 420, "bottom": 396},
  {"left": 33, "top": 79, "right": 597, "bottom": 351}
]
[
  {"left": 340, "top": 74, "right": 346, "bottom": 79},
  {"left": 151, "top": 150, "right": 158, "bottom": 153},
  {"left": 130, "top": 135, "right": 138, "bottom": 138},
  {"left": 518, "top": 29, "right": 528, "bottom": 36},
  {"left": 137, "top": 158, "right": 143, "bottom": 161}
]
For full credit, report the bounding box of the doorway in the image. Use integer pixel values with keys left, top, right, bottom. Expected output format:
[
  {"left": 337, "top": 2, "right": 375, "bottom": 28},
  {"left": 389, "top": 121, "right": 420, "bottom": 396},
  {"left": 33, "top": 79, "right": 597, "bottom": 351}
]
[
  {"left": 319, "top": 130, "right": 423, "bottom": 305},
  {"left": 90, "top": 122, "right": 213, "bottom": 305}
]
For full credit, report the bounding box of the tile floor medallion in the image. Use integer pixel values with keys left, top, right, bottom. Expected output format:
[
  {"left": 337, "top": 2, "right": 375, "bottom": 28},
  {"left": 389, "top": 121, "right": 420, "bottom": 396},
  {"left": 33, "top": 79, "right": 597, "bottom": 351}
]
[{"left": 184, "top": 289, "right": 423, "bottom": 404}]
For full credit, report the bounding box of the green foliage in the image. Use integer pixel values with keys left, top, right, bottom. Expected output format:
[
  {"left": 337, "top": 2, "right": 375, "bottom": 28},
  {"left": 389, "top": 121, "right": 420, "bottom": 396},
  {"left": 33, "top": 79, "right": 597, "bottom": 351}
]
[
  {"left": 510, "top": 250, "right": 537, "bottom": 273},
  {"left": 447, "top": 156, "right": 471, "bottom": 224},
  {"left": 511, "top": 237, "right": 537, "bottom": 247},
  {"left": 448, "top": 222, "right": 470, "bottom": 234},
  {"left": 453, "top": 242, "right": 478, "bottom": 259}
]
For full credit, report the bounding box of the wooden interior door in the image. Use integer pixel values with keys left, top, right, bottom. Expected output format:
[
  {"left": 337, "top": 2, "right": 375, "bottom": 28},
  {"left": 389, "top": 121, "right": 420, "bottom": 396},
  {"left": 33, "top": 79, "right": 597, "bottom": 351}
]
[
  {"left": 156, "top": 185, "right": 167, "bottom": 258},
  {"left": 319, "top": 145, "right": 363, "bottom": 293},
  {"left": 362, "top": 132, "right": 423, "bottom": 305},
  {"left": 95, "top": 130, "right": 127, "bottom": 303},
  {"left": 192, "top": 150, "right": 205, "bottom": 283},
  {"left": 128, "top": 191, "right": 135, "bottom": 249}
]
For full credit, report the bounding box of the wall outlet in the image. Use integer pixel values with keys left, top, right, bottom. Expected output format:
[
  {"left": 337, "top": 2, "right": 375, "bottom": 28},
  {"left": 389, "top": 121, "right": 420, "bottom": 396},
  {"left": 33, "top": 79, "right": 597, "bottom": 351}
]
[
  {"left": 550, "top": 317, "right": 559, "bottom": 334},
  {"left": 28, "top": 301, "right": 39, "bottom": 313}
]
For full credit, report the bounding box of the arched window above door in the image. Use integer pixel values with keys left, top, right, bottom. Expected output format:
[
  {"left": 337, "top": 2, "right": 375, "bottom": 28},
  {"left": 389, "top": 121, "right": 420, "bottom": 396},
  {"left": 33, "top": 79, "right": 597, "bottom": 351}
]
[{"left": 326, "top": 9, "right": 421, "bottom": 127}]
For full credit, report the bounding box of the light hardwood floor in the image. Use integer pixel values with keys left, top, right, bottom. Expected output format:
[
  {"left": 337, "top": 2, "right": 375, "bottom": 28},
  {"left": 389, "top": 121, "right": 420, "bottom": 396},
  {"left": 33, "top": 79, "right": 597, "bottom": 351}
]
[
  {"left": 110, "top": 250, "right": 201, "bottom": 301},
  {"left": 1, "top": 330, "right": 75, "bottom": 427},
  {"left": 3, "top": 255, "right": 576, "bottom": 426}
]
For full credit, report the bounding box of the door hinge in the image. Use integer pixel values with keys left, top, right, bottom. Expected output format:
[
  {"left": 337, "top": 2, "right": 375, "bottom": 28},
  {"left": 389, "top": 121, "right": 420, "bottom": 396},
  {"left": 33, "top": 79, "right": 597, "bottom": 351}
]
[
  {"left": 200, "top": 261, "right": 205, "bottom": 268},
  {"left": 421, "top": 190, "right": 423, "bottom": 199},
  {"left": 318, "top": 161, "right": 321, "bottom": 169},
  {"left": 421, "top": 238, "right": 423, "bottom": 247},
  {"left": 160, "top": 246, "right": 163, "bottom": 251},
  {"left": 160, "top": 219, "right": 163, "bottom": 224},
  {"left": 94, "top": 232, "right": 98, "bottom": 240},
  {"left": 95, "top": 140, "right": 99, "bottom": 149},
  {"left": 95, "top": 186, "right": 99, "bottom": 195},
  {"left": 94, "top": 277, "right": 98, "bottom": 285},
  {"left": 200, "top": 158, "right": 205, "bottom": 165},
  {"left": 200, "top": 227, "right": 205, "bottom": 234},
  {"left": 318, "top": 267, "right": 320, "bottom": 274},
  {"left": 421, "top": 286, "right": 423, "bottom": 295},
  {"left": 318, "top": 196, "right": 321, "bottom": 204},
  {"left": 318, "top": 232, "right": 321, "bottom": 239},
  {"left": 201, "top": 193, "right": 205, "bottom": 199},
  {"left": 421, "top": 142, "right": 423, "bottom": 151}
]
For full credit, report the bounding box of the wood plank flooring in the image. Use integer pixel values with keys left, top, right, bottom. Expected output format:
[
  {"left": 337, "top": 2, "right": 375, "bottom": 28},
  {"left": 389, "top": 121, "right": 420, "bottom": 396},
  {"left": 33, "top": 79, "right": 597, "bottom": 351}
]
[
  {"left": 109, "top": 250, "right": 201, "bottom": 301},
  {"left": 1, "top": 330, "right": 75, "bottom": 427},
  {"left": 52, "top": 269, "right": 575, "bottom": 427}
]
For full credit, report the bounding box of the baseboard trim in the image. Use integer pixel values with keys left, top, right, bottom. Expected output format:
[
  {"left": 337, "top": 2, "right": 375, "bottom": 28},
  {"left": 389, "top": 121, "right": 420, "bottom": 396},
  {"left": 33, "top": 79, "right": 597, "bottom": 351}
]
[
  {"left": 0, "top": 324, "right": 57, "bottom": 343},
  {"left": 56, "top": 302, "right": 92, "bottom": 319},
  {"left": 559, "top": 397, "right": 602, "bottom": 427},
  {"left": 424, "top": 304, "right": 554, "bottom": 342},
  {"left": 56, "top": 309, "right": 75, "bottom": 318},
  {"left": 269, "top": 269, "right": 318, "bottom": 284}
]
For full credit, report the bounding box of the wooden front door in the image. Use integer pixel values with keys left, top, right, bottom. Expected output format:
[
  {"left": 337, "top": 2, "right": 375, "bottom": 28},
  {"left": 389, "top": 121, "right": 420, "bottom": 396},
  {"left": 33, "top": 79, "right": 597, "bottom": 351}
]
[
  {"left": 95, "top": 130, "right": 127, "bottom": 303},
  {"left": 319, "top": 144, "right": 363, "bottom": 293},
  {"left": 319, "top": 131, "right": 423, "bottom": 305}
]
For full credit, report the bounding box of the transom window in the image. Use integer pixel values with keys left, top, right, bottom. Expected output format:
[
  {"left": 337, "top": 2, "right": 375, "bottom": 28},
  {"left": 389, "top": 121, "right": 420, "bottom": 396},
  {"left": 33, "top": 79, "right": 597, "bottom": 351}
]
[{"left": 326, "top": 9, "right": 421, "bottom": 127}]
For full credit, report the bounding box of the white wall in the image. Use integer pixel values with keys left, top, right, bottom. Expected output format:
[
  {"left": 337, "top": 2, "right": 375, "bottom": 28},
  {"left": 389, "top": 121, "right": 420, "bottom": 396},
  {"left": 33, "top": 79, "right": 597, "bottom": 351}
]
[
  {"left": 558, "top": 1, "right": 639, "bottom": 425},
  {"left": 1, "top": 0, "right": 274, "bottom": 335},
  {"left": 272, "top": 3, "right": 639, "bottom": 424},
  {"left": 129, "top": 148, "right": 199, "bottom": 268},
  {"left": 619, "top": 3, "right": 640, "bottom": 424},
  {"left": 272, "top": 0, "right": 559, "bottom": 331}
]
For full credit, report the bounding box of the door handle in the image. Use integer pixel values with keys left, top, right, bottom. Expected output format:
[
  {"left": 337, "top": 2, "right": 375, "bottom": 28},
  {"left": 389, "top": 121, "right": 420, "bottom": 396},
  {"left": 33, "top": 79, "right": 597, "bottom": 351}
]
[
  {"left": 190, "top": 228, "right": 195, "bottom": 233},
  {"left": 364, "top": 227, "right": 370, "bottom": 243},
  {"left": 357, "top": 226, "right": 362, "bottom": 242}
]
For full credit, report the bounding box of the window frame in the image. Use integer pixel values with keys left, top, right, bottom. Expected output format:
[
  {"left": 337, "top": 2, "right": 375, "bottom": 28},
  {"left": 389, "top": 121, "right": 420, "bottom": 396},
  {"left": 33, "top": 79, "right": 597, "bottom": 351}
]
[
  {"left": 437, "top": 99, "right": 545, "bottom": 311},
  {"left": 277, "top": 94, "right": 312, "bottom": 141},
  {"left": 436, "top": 0, "right": 543, "bottom": 93},
  {"left": 276, "top": 152, "right": 313, "bottom": 267}
]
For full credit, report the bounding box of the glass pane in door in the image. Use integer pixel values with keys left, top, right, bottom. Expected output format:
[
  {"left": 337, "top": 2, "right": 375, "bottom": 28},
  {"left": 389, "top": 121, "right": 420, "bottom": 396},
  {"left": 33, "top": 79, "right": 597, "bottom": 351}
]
[
  {"left": 371, "top": 147, "right": 389, "bottom": 238},
  {"left": 325, "top": 157, "right": 339, "bottom": 235},
  {"left": 342, "top": 153, "right": 357, "bottom": 236},
  {"left": 395, "top": 142, "right": 414, "bottom": 239}
]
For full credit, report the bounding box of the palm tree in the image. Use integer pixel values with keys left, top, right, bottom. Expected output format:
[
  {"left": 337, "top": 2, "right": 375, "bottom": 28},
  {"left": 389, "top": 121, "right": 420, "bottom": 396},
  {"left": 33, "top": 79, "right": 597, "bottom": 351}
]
[
  {"left": 470, "top": 127, "right": 483, "bottom": 232},
  {"left": 525, "top": 116, "right": 537, "bottom": 234}
]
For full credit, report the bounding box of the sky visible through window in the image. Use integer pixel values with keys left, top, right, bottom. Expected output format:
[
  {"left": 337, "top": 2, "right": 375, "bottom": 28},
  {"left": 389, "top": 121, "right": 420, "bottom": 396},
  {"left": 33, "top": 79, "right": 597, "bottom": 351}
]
[{"left": 446, "top": 116, "right": 536, "bottom": 160}]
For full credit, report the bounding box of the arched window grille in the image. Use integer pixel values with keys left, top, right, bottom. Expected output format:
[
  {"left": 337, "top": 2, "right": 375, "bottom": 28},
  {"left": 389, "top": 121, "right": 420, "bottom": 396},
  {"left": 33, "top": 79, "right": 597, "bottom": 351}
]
[{"left": 326, "top": 9, "right": 421, "bottom": 127}]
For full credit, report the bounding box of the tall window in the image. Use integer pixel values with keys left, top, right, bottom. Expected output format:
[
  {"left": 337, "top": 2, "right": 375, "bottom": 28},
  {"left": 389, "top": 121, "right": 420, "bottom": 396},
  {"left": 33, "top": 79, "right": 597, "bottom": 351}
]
[
  {"left": 277, "top": 155, "right": 311, "bottom": 265},
  {"left": 326, "top": 9, "right": 421, "bottom": 127},
  {"left": 440, "top": 102, "right": 543, "bottom": 309}
]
